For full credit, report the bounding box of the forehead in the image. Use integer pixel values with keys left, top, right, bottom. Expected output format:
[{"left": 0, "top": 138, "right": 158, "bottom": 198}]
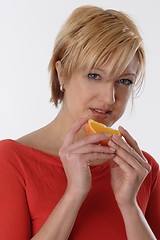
[
  {"left": 96, "top": 54, "right": 139, "bottom": 78},
  {"left": 124, "top": 54, "right": 139, "bottom": 74}
]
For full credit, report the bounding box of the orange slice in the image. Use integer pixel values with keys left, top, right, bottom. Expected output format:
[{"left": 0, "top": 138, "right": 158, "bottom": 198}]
[{"left": 86, "top": 119, "right": 122, "bottom": 146}]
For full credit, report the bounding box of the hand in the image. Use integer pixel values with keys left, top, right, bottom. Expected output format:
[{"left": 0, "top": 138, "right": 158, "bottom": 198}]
[
  {"left": 59, "top": 116, "right": 115, "bottom": 198},
  {"left": 108, "top": 126, "right": 151, "bottom": 209}
]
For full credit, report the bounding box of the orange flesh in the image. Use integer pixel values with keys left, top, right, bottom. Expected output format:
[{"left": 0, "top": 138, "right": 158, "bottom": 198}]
[{"left": 86, "top": 119, "right": 122, "bottom": 145}]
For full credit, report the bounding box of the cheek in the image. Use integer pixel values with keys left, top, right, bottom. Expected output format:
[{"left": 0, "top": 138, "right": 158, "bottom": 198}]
[
  {"left": 122, "top": 93, "right": 131, "bottom": 105},
  {"left": 116, "top": 87, "right": 132, "bottom": 101},
  {"left": 64, "top": 83, "right": 89, "bottom": 110},
  {"left": 116, "top": 89, "right": 132, "bottom": 111}
]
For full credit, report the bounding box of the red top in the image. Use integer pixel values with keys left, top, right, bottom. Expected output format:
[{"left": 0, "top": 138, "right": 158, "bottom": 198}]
[{"left": 0, "top": 139, "right": 160, "bottom": 239}]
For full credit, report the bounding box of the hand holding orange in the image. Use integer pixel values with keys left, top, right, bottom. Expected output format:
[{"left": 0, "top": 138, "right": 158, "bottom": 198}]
[{"left": 86, "top": 119, "right": 122, "bottom": 146}]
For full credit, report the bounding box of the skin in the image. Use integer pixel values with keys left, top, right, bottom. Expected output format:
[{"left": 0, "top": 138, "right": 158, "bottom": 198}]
[
  {"left": 55, "top": 56, "right": 137, "bottom": 133},
  {"left": 18, "top": 55, "right": 156, "bottom": 239}
]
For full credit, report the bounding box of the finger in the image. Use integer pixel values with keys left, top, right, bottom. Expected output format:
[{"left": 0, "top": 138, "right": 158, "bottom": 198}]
[
  {"left": 69, "top": 142, "right": 115, "bottom": 155},
  {"left": 81, "top": 152, "right": 115, "bottom": 166},
  {"left": 109, "top": 138, "right": 138, "bottom": 169},
  {"left": 108, "top": 137, "right": 151, "bottom": 172},
  {"left": 68, "top": 132, "right": 112, "bottom": 151},
  {"left": 65, "top": 150, "right": 115, "bottom": 166},
  {"left": 113, "top": 130, "right": 148, "bottom": 165},
  {"left": 112, "top": 155, "right": 149, "bottom": 180},
  {"left": 118, "top": 126, "right": 145, "bottom": 159},
  {"left": 111, "top": 155, "right": 133, "bottom": 173},
  {"left": 62, "top": 116, "right": 89, "bottom": 147},
  {"left": 112, "top": 134, "right": 139, "bottom": 158}
]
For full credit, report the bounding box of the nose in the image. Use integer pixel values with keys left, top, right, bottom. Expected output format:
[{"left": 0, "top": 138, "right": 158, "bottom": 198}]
[{"left": 98, "top": 84, "right": 116, "bottom": 105}]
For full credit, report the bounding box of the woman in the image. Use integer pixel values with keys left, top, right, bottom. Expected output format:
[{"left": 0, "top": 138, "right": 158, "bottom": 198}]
[{"left": 0, "top": 5, "right": 159, "bottom": 240}]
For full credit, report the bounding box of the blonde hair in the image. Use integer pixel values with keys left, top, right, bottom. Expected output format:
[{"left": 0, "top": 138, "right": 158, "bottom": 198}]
[{"left": 48, "top": 5, "right": 145, "bottom": 106}]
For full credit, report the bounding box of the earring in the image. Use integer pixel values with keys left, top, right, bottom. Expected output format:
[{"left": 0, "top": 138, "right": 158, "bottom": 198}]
[{"left": 60, "top": 84, "right": 65, "bottom": 92}]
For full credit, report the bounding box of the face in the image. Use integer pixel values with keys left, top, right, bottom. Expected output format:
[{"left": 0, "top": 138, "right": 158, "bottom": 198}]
[{"left": 57, "top": 55, "right": 138, "bottom": 128}]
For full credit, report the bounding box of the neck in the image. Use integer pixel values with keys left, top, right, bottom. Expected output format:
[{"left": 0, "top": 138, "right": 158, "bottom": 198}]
[{"left": 48, "top": 107, "right": 86, "bottom": 148}]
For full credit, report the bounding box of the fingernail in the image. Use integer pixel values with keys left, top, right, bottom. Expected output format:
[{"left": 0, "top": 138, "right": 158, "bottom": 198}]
[
  {"left": 119, "top": 126, "right": 126, "bottom": 131},
  {"left": 104, "top": 133, "right": 111, "bottom": 137},
  {"left": 113, "top": 134, "right": 119, "bottom": 139},
  {"left": 109, "top": 147, "right": 116, "bottom": 152}
]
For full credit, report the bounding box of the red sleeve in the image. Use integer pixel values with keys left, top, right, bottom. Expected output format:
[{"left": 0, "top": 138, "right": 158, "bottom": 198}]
[
  {"left": 144, "top": 153, "right": 160, "bottom": 239},
  {"left": 0, "top": 145, "right": 31, "bottom": 239}
]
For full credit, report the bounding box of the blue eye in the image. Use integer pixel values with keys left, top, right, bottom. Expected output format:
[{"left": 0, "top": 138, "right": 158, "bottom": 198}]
[
  {"left": 88, "top": 73, "right": 101, "bottom": 80},
  {"left": 118, "top": 79, "right": 133, "bottom": 86}
]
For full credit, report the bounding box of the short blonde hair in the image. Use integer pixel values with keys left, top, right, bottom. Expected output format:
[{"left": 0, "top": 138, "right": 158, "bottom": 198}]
[{"left": 48, "top": 5, "right": 145, "bottom": 106}]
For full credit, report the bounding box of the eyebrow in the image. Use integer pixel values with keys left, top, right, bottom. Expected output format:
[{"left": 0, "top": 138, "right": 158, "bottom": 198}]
[
  {"left": 121, "top": 73, "right": 137, "bottom": 78},
  {"left": 91, "top": 68, "right": 137, "bottom": 78}
]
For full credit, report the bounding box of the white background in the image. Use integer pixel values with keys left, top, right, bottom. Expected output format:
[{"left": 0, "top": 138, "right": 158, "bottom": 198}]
[{"left": 0, "top": 0, "right": 159, "bottom": 163}]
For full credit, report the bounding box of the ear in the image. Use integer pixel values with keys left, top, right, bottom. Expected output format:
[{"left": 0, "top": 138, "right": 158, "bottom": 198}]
[{"left": 55, "top": 61, "right": 64, "bottom": 85}]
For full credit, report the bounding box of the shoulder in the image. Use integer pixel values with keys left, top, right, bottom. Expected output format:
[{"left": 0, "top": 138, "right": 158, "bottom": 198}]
[
  {"left": 0, "top": 139, "right": 26, "bottom": 165},
  {"left": 0, "top": 138, "right": 34, "bottom": 171},
  {"left": 0, "top": 138, "right": 33, "bottom": 156},
  {"left": 0, "top": 139, "right": 27, "bottom": 185},
  {"left": 0, "top": 139, "right": 19, "bottom": 156}
]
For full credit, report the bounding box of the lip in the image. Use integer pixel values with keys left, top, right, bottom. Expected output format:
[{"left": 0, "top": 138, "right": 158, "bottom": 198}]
[{"left": 89, "top": 108, "right": 112, "bottom": 120}]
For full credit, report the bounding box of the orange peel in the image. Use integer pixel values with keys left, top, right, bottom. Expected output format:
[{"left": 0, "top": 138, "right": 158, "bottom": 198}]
[{"left": 86, "top": 119, "right": 122, "bottom": 146}]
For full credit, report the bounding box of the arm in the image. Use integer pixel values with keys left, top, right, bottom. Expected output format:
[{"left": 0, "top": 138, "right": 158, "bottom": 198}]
[
  {"left": 108, "top": 127, "right": 157, "bottom": 240},
  {"left": 0, "top": 148, "right": 86, "bottom": 240},
  {"left": 0, "top": 118, "right": 114, "bottom": 240},
  {"left": 120, "top": 203, "right": 156, "bottom": 240},
  {"left": 31, "top": 189, "right": 86, "bottom": 240},
  {"left": 0, "top": 156, "right": 31, "bottom": 240},
  {"left": 32, "top": 116, "right": 115, "bottom": 240},
  {"left": 145, "top": 157, "right": 160, "bottom": 239}
]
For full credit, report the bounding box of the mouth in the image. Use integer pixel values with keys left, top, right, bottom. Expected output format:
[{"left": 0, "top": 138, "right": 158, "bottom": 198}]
[{"left": 89, "top": 108, "right": 112, "bottom": 120}]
